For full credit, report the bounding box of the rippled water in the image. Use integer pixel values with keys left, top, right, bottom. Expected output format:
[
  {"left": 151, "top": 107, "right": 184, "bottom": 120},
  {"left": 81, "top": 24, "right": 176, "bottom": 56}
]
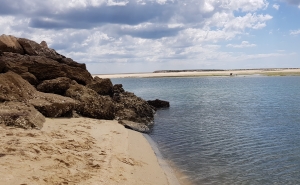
[{"left": 112, "top": 76, "right": 300, "bottom": 185}]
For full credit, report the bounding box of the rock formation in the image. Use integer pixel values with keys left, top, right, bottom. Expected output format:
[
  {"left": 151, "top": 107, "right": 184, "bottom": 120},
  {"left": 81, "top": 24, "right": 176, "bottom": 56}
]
[
  {"left": 147, "top": 99, "right": 170, "bottom": 109},
  {"left": 0, "top": 34, "right": 161, "bottom": 132}
]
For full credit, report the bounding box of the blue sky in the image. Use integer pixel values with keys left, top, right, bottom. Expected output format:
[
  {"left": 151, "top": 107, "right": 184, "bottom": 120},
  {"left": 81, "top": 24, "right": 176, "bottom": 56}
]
[{"left": 0, "top": 0, "right": 300, "bottom": 74}]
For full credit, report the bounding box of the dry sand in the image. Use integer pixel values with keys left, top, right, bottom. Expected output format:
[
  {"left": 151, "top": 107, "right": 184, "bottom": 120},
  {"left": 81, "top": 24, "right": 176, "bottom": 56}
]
[
  {"left": 0, "top": 118, "right": 179, "bottom": 185},
  {"left": 93, "top": 68, "right": 300, "bottom": 78}
]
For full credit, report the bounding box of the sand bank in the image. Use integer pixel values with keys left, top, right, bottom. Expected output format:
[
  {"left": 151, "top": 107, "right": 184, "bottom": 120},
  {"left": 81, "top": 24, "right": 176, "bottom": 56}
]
[
  {"left": 93, "top": 68, "right": 300, "bottom": 78},
  {"left": 0, "top": 118, "right": 177, "bottom": 185}
]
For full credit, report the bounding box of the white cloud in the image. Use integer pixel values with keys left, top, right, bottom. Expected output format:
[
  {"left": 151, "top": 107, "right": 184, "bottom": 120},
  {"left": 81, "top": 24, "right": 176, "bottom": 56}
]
[
  {"left": 226, "top": 41, "right": 256, "bottom": 48},
  {"left": 273, "top": 4, "right": 280, "bottom": 10},
  {"left": 290, "top": 29, "right": 300, "bottom": 35}
]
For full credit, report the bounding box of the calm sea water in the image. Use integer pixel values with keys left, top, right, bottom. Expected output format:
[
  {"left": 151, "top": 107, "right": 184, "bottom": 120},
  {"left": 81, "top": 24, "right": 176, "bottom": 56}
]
[{"left": 111, "top": 76, "right": 300, "bottom": 185}]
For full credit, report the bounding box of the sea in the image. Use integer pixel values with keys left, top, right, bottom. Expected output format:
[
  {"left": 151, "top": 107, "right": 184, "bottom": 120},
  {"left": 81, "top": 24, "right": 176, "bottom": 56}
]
[{"left": 111, "top": 76, "right": 300, "bottom": 185}]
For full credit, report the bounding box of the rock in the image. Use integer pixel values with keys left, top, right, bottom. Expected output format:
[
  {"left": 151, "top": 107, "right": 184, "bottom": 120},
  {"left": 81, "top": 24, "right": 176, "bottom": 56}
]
[
  {"left": 0, "top": 34, "right": 24, "bottom": 54},
  {"left": 113, "top": 84, "right": 125, "bottom": 94},
  {"left": 0, "top": 101, "right": 45, "bottom": 129},
  {"left": 0, "top": 52, "right": 93, "bottom": 85},
  {"left": 37, "top": 77, "right": 72, "bottom": 95},
  {"left": 17, "top": 37, "right": 63, "bottom": 60},
  {"left": 65, "top": 82, "right": 115, "bottom": 120},
  {"left": 29, "top": 92, "right": 76, "bottom": 117},
  {"left": 0, "top": 71, "right": 36, "bottom": 102},
  {"left": 0, "top": 71, "right": 76, "bottom": 118},
  {"left": 20, "top": 72, "right": 38, "bottom": 85},
  {"left": 40, "top": 41, "right": 48, "bottom": 48},
  {"left": 114, "top": 92, "right": 155, "bottom": 126},
  {"left": 86, "top": 76, "right": 113, "bottom": 96},
  {"left": 147, "top": 99, "right": 170, "bottom": 109},
  {"left": 119, "top": 120, "right": 150, "bottom": 133}
]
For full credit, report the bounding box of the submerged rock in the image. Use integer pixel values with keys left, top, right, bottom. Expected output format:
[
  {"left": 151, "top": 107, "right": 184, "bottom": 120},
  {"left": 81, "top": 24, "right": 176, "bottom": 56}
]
[{"left": 147, "top": 99, "right": 170, "bottom": 109}]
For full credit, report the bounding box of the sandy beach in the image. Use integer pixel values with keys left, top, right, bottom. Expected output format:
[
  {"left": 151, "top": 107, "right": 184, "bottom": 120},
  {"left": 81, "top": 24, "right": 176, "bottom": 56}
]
[
  {"left": 0, "top": 118, "right": 179, "bottom": 185},
  {"left": 93, "top": 68, "right": 300, "bottom": 78}
]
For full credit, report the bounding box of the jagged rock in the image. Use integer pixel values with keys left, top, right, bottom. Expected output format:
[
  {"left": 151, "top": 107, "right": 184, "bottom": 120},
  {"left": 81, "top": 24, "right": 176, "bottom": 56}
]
[
  {"left": 0, "top": 102, "right": 45, "bottom": 129},
  {"left": 0, "top": 52, "right": 93, "bottom": 85},
  {"left": 0, "top": 71, "right": 76, "bottom": 118},
  {"left": 87, "top": 76, "right": 113, "bottom": 96},
  {"left": 114, "top": 92, "right": 155, "bottom": 126},
  {"left": 17, "top": 37, "right": 63, "bottom": 61},
  {"left": 113, "top": 84, "right": 125, "bottom": 94},
  {"left": 119, "top": 120, "right": 150, "bottom": 133},
  {"left": 0, "top": 34, "right": 24, "bottom": 54},
  {"left": 59, "top": 58, "right": 87, "bottom": 70},
  {"left": 147, "top": 99, "right": 170, "bottom": 109},
  {"left": 20, "top": 72, "right": 38, "bottom": 85},
  {"left": 37, "top": 77, "right": 72, "bottom": 95},
  {"left": 65, "top": 82, "right": 115, "bottom": 120},
  {"left": 40, "top": 41, "right": 48, "bottom": 47}
]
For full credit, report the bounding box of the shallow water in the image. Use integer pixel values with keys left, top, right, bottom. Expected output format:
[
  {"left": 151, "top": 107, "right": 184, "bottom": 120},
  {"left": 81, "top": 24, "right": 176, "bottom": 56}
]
[{"left": 112, "top": 76, "right": 300, "bottom": 185}]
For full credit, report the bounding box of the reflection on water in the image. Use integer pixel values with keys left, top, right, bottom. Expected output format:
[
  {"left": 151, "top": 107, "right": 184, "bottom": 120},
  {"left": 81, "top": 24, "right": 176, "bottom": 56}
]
[{"left": 112, "top": 77, "right": 300, "bottom": 185}]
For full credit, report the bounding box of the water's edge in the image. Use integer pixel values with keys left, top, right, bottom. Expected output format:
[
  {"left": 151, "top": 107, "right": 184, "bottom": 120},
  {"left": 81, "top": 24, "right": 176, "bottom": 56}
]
[{"left": 143, "top": 134, "right": 181, "bottom": 185}]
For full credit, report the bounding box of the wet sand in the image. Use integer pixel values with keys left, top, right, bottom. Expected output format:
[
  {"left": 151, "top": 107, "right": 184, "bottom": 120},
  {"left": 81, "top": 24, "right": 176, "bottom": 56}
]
[{"left": 0, "top": 118, "right": 178, "bottom": 185}]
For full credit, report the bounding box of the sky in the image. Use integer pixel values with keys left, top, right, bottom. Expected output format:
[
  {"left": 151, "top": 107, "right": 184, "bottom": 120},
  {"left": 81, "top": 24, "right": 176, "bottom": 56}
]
[{"left": 1, "top": 0, "right": 300, "bottom": 74}]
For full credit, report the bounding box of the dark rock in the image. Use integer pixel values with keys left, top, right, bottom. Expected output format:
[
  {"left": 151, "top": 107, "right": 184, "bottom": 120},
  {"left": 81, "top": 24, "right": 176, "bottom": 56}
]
[
  {"left": 17, "top": 37, "right": 63, "bottom": 60},
  {"left": 0, "top": 71, "right": 76, "bottom": 118},
  {"left": 37, "top": 77, "right": 72, "bottom": 95},
  {"left": 147, "top": 99, "right": 170, "bottom": 109},
  {"left": 59, "top": 58, "right": 87, "bottom": 70},
  {"left": 0, "top": 101, "right": 45, "bottom": 129},
  {"left": 113, "top": 84, "right": 125, "bottom": 94},
  {"left": 87, "top": 76, "right": 113, "bottom": 96},
  {"left": 65, "top": 82, "right": 115, "bottom": 120},
  {"left": 114, "top": 92, "right": 155, "bottom": 126},
  {"left": 0, "top": 52, "right": 93, "bottom": 85},
  {"left": 119, "top": 120, "right": 150, "bottom": 133},
  {"left": 0, "top": 34, "right": 24, "bottom": 54}
]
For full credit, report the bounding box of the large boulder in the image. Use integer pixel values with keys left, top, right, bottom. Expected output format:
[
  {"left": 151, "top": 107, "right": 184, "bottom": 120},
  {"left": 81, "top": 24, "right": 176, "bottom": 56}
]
[
  {"left": 37, "top": 77, "right": 72, "bottom": 95},
  {"left": 0, "top": 71, "right": 76, "bottom": 118},
  {"left": 114, "top": 92, "right": 155, "bottom": 126},
  {"left": 65, "top": 82, "right": 115, "bottom": 120},
  {"left": 0, "top": 101, "right": 45, "bottom": 129},
  {"left": 0, "top": 52, "right": 93, "bottom": 85},
  {"left": 86, "top": 76, "right": 113, "bottom": 96},
  {"left": 0, "top": 34, "right": 24, "bottom": 54}
]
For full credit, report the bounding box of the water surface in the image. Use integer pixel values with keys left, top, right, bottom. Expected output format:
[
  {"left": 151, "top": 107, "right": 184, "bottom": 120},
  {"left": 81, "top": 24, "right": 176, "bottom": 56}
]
[{"left": 112, "top": 76, "right": 300, "bottom": 185}]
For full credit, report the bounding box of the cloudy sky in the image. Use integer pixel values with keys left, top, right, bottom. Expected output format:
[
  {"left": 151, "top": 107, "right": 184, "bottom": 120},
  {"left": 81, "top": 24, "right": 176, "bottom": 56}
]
[{"left": 1, "top": 0, "right": 300, "bottom": 74}]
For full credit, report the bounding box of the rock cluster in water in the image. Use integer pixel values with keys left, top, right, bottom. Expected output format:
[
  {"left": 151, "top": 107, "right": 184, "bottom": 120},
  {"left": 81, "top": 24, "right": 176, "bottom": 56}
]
[{"left": 0, "top": 34, "right": 169, "bottom": 133}]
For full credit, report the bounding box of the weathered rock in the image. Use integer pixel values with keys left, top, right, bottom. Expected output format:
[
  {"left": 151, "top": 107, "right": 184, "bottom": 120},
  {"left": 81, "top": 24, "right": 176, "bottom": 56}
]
[
  {"left": 119, "top": 120, "right": 150, "bottom": 133},
  {"left": 0, "top": 34, "right": 24, "bottom": 54},
  {"left": 37, "top": 77, "right": 72, "bottom": 95},
  {"left": 0, "top": 101, "right": 45, "bottom": 129},
  {"left": 0, "top": 52, "right": 93, "bottom": 85},
  {"left": 40, "top": 41, "right": 48, "bottom": 48},
  {"left": 113, "top": 84, "right": 125, "bottom": 94},
  {"left": 114, "top": 92, "right": 155, "bottom": 126},
  {"left": 147, "top": 99, "right": 170, "bottom": 109},
  {"left": 29, "top": 92, "right": 76, "bottom": 117},
  {"left": 0, "top": 71, "right": 76, "bottom": 118},
  {"left": 20, "top": 72, "right": 38, "bottom": 85},
  {"left": 87, "top": 76, "right": 113, "bottom": 96},
  {"left": 17, "top": 37, "right": 63, "bottom": 60},
  {"left": 0, "top": 71, "right": 36, "bottom": 102},
  {"left": 65, "top": 82, "right": 115, "bottom": 120}
]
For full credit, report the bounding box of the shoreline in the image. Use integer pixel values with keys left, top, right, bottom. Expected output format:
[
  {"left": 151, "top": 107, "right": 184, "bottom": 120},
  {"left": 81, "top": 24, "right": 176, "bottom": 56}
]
[
  {"left": 93, "top": 68, "right": 300, "bottom": 78},
  {"left": 0, "top": 118, "right": 180, "bottom": 185}
]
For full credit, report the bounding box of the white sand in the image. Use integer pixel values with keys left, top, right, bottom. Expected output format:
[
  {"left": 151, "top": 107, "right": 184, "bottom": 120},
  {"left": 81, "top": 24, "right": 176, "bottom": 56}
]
[
  {"left": 93, "top": 68, "right": 300, "bottom": 78},
  {"left": 0, "top": 118, "right": 176, "bottom": 185}
]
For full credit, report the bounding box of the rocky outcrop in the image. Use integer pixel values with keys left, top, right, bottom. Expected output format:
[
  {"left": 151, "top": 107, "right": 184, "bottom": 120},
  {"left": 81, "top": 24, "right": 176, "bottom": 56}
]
[
  {"left": 0, "top": 34, "right": 24, "bottom": 54},
  {"left": 0, "top": 72, "right": 76, "bottom": 118},
  {"left": 0, "top": 35, "right": 164, "bottom": 132},
  {"left": 65, "top": 82, "right": 115, "bottom": 120},
  {"left": 87, "top": 76, "right": 113, "bottom": 96},
  {"left": 147, "top": 99, "right": 170, "bottom": 109},
  {"left": 0, "top": 52, "right": 92, "bottom": 85},
  {"left": 37, "top": 77, "right": 72, "bottom": 95},
  {"left": 0, "top": 102, "right": 45, "bottom": 129},
  {"left": 114, "top": 92, "right": 154, "bottom": 126}
]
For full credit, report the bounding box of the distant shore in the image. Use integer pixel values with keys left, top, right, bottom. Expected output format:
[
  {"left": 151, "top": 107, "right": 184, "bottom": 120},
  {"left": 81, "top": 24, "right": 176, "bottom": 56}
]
[{"left": 93, "top": 68, "right": 300, "bottom": 78}]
